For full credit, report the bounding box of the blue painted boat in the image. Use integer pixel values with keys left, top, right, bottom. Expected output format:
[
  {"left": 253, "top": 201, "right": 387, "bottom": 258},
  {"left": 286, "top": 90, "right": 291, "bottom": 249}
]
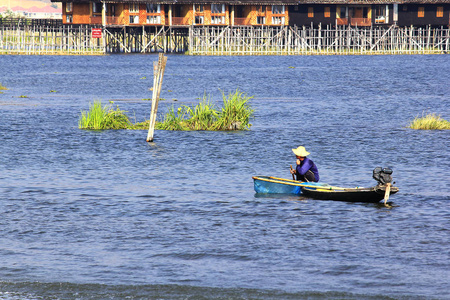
[
  {"left": 252, "top": 175, "right": 399, "bottom": 203},
  {"left": 252, "top": 176, "right": 327, "bottom": 194}
]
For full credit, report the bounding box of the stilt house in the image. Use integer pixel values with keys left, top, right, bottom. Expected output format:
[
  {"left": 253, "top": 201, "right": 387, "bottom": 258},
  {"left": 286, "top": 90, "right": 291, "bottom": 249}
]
[
  {"left": 56, "top": 0, "right": 295, "bottom": 26},
  {"left": 52, "top": 0, "right": 450, "bottom": 27},
  {"left": 291, "top": 0, "right": 450, "bottom": 27}
]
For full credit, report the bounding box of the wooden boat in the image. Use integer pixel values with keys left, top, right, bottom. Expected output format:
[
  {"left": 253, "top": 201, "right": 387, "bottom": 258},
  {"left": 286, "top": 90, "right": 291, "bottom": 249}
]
[
  {"left": 252, "top": 176, "right": 399, "bottom": 203},
  {"left": 252, "top": 176, "right": 322, "bottom": 195},
  {"left": 300, "top": 184, "right": 399, "bottom": 203}
]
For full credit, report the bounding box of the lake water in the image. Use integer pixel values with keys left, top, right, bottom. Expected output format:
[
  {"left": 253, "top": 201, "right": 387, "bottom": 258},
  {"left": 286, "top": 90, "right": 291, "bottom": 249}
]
[{"left": 0, "top": 54, "right": 449, "bottom": 300}]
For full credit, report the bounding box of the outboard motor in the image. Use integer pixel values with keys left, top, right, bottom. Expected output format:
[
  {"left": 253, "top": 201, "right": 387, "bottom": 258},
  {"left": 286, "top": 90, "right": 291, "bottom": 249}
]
[{"left": 373, "top": 167, "right": 393, "bottom": 185}]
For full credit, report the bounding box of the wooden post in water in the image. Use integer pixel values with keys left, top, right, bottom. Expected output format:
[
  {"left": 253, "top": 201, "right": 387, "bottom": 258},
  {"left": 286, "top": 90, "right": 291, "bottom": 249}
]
[
  {"left": 146, "top": 53, "right": 167, "bottom": 142},
  {"left": 384, "top": 182, "right": 391, "bottom": 205}
]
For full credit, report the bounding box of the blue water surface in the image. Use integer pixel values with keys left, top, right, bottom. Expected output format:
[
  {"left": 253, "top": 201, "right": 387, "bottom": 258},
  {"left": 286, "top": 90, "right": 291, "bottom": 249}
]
[{"left": 0, "top": 54, "right": 449, "bottom": 299}]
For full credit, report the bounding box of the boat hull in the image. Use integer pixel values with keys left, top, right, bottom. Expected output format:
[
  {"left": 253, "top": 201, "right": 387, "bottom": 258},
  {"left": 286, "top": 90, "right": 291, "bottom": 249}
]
[
  {"left": 301, "top": 185, "right": 399, "bottom": 203},
  {"left": 253, "top": 176, "right": 329, "bottom": 195},
  {"left": 253, "top": 176, "right": 399, "bottom": 203}
]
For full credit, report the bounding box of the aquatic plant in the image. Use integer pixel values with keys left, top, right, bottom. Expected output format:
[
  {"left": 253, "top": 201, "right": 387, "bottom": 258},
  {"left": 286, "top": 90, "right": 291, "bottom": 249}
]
[
  {"left": 0, "top": 83, "right": 7, "bottom": 90},
  {"left": 156, "top": 89, "right": 254, "bottom": 131},
  {"left": 79, "top": 90, "right": 254, "bottom": 131},
  {"left": 213, "top": 89, "right": 254, "bottom": 130},
  {"left": 79, "top": 100, "right": 132, "bottom": 130},
  {"left": 408, "top": 113, "right": 450, "bottom": 130},
  {"left": 155, "top": 105, "right": 190, "bottom": 131}
]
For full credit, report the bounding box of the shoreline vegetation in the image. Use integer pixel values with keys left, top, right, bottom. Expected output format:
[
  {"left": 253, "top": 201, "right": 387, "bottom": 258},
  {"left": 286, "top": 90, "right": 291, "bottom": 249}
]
[
  {"left": 407, "top": 113, "right": 450, "bottom": 130},
  {"left": 78, "top": 89, "right": 254, "bottom": 131}
]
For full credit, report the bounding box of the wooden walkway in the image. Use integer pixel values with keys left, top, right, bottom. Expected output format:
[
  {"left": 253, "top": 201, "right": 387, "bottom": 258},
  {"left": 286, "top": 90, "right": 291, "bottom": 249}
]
[
  {"left": 0, "top": 25, "right": 104, "bottom": 55},
  {"left": 1, "top": 24, "right": 449, "bottom": 55},
  {"left": 189, "top": 25, "right": 450, "bottom": 55}
]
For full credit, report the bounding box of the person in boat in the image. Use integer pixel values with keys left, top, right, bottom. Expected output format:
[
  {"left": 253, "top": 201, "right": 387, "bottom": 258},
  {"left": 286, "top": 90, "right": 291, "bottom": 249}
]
[{"left": 290, "top": 146, "right": 320, "bottom": 182}]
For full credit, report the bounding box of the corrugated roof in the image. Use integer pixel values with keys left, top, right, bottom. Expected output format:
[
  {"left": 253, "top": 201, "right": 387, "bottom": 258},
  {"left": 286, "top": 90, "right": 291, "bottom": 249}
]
[
  {"left": 51, "top": 0, "right": 299, "bottom": 4},
  {"left": 50, "top": 0, "right": 450, "bottom": 4},
  {"left": 298, "top": 0, "right": 450, "bottom": 3}
]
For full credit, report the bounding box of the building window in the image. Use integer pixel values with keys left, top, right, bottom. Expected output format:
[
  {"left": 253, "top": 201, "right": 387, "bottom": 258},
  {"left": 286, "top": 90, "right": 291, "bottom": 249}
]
[
  {"left": 272, "top": 16, "right": 285, "bottom": 24},
  {"left": 211, "top": 4, "right": 225, "bottom": 14},
  {"left": 129, "top": 15, "right": 139, "bottom": 23},
  {"left": 324, "top": 7, "right": 330, "bottom": 18},
  {"left": 129, "top": 4, "right": 139, "bottom": 13},
  {"left": 93, "top": 3, "right": 102, "bottom": 14},
  {"left": 375, "top": 5, "right": 389, "bottom": 23},
  {"left": 418, "top": 7, "right": 424, "bottom": 18},
  {"left": 272, "top": 5, "right": 284, "bottom": 15},
  {"left": 195, "top": 16, "right": 204, "bottom": 24},
  {"left": 66, "top": 2, "right": 73, "bottom": 13},
  {"left": 338, "top": 7, "right": 346, "bottom": 18},
  {"left": 147, "top": 15, "right": 161, "bottom": 24},
  {"left": 195, "top": 4, "right": 204, "bottom": 13},
  {"left": 256, "top": 6, "right": 265, "bottom": 14},
  {"left": 437, "top": 6, "right": 443, "bottom": 17},
  {"left": 66, "top": 14, "right": 73, "bottom": 23},
  {"left": 211, "top": 16, "right": 225, "bottom": 24},
  {"left": 146, "top": 4, "right": 160, "bottom": 14},
  {"left": 308, "top": 7, "right": 314, "bottom": 18},
  {"left": 257, "top": 16, "right": 265, "bottom": 24}
]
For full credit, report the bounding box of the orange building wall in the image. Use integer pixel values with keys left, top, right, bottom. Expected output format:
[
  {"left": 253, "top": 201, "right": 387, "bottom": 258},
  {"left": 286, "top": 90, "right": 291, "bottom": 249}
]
[
  {"left": 181, "top": 5, "right": 193, "bottom": 24},
  {"left": 73, "top": 3, "right": 91, "bottom": 24},
  {"left": 63, "top": 2, "right": 90, "bottom": 24},
  {"left": 64, "top": 2, "right": 288, "bottom": 26}
]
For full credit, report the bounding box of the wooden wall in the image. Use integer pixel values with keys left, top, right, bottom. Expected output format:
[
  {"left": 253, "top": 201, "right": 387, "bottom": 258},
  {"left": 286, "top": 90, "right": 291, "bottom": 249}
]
[
  {"left": 62, "top": 2, "right": 450, "bottom": 27},
  {"left": 397, "top": 4, "right": 450, "bottom": 27}
]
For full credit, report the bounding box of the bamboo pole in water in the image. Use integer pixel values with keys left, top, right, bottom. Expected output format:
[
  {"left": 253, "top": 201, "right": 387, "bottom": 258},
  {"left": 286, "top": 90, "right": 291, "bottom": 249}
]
[{"left": 147, "top": 53, "right": 167, "bottom": 142}]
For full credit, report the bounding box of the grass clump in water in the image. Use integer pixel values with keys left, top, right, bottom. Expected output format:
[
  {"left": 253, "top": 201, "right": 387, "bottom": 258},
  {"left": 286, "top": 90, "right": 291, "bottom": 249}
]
[
  {"left": 79, "top": 100, "right": 132, "bottom": 130},
  {"left": 156, "top": 89, "right": 254, "bottom": 131},
  {"left": 407, "top": 113, "right": 450, "bottom": 130},
  {"left": 78, "top": 89, "right": 254, "bottom": 131},
  {"left": 0, "top": 83, "right": 7, "bottom": 90}
]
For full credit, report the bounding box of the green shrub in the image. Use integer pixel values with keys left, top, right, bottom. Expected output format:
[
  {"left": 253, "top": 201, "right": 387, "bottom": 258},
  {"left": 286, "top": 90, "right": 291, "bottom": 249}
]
[{"left": 408, "top": 113, "right": 450, "bottom": 130}]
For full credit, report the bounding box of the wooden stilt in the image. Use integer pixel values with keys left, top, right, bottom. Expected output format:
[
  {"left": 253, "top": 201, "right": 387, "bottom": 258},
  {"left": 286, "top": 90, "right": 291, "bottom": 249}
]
[
  {"left": 384, "top": 183, "right": 391, "bottom": 205},
  {"left": 147, "top": 53, "right": 168, "bottom": 142}
]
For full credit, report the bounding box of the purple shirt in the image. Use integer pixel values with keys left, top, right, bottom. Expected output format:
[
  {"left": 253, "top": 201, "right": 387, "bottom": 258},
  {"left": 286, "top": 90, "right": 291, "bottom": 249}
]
[{"left": 296, "top": 157, "right": 320, "bottom": 182}]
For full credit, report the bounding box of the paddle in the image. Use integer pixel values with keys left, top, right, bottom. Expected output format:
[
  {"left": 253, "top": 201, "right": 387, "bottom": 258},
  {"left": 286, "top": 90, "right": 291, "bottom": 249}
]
[{"left": 290, "top": 165, "right": 295, "bottom": 180}]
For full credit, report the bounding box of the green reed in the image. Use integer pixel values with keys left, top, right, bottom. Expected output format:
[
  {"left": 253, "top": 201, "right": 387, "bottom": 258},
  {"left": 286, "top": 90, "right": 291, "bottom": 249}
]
[
  {"left": 79, "top": 100, "right": 132, "bottom": 130},
  {"left": 408, "top": 113, "right": 450, "bottom": 130},
  {"left": 156, "top": 89, "right": 253, "bottom": 131},
  {"left": 213, "top": 89, "right": 254, "bottom": 130},
  {"left": 78, "top": 90, "right": 254, "bottom": 131}
]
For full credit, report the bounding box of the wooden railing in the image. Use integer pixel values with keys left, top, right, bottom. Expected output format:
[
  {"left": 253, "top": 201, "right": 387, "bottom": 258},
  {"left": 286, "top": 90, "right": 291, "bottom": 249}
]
[
  {"left": 336, "top": 18, "right": 348, "bottom": 26},
  {"left": 336, "top": 18, "right": 371, "bottom": 27},
  {"left": 350, "top": 18, "right": 371, "bottom": 27},
  {"left": 234, "top": 18, "right": 251, "bottom": 26},
  {"left": 89, "top": 16, "right": 102, "bottom": 25},
  {"left": 0, "top": 17, "right": 62, "bottom": 27},
  {"left": 106, "top": 17, "right": 122, "bottom": 25},
  {"left": 172, "top": 17, "right": 190, "bottom": 25},
  {"left": 88, "top": 16, "right": 125, "bottom": 25}
]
